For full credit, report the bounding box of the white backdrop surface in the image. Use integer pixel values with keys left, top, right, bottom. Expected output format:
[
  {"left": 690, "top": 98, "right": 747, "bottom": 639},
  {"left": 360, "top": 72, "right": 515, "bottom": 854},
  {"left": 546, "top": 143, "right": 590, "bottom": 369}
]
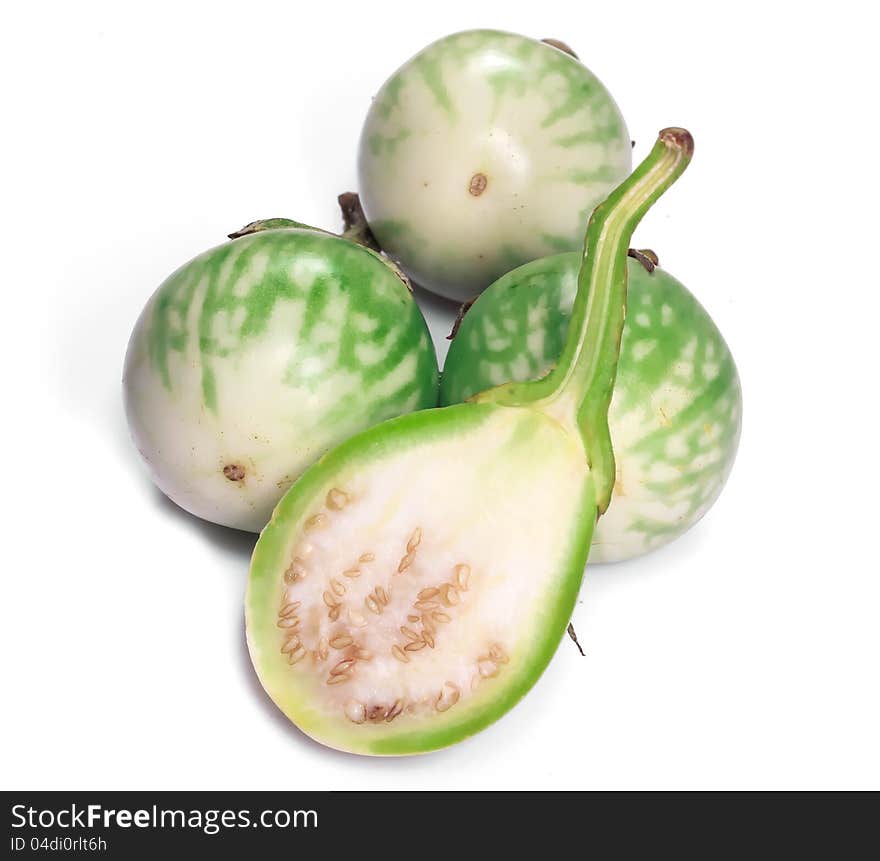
[{"left": 2, "top": 0, "right": 877, "bottom": 789}]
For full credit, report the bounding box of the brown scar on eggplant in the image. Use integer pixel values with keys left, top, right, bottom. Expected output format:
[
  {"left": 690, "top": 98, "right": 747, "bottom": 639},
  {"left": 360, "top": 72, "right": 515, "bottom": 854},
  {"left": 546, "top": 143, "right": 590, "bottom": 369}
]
[
  {"left": 223, "top": 464, "right": 246, "bottom": 481},
  {"left": 468, "top": 173, "right": 488, "bottom": 196}
]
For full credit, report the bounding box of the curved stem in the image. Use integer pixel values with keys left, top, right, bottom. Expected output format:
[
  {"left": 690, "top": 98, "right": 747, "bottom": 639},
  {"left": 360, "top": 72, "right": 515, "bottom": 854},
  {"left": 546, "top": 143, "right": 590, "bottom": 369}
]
[
  {"left": 229, "top": 197, "right": 381, "bottom": 252},
  {"left": 541, "top": 38, "right": 579, "bottom": 59},
  {"left": 228, "top": 218, "right": 327, "bottom": 240},
  {"left": 227, "top": 208, "right": 413, "bottom": 292},
  {"left": 338, "top": 192, "right": 382, "bottom": 252},
  {"left": 564, "top": 128, "right": 692, "bottom": 510},
  {"left": 447, "top": 297, "right": 476, "bottom": 340},
  {"left": 566, "top": 622, "right": 585, "bottom": 656},
  {"left": 476, "top": 128, "right": 693, "bottom": 513},
  {"left": 627, "top": 247, "right": 659, "bottom": 272}
]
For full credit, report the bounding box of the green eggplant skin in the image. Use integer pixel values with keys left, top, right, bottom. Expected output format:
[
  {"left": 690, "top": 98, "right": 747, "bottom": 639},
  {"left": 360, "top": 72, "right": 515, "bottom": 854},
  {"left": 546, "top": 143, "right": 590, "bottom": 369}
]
[
  {"left": 358, "top": 29, "right": 632, "bottom": 301},
  {"left": 441, "top": 253, "right": 741, "bottom": 562},
  {"left": 124, "top": 228, "right": 439, "bottom": 531}
]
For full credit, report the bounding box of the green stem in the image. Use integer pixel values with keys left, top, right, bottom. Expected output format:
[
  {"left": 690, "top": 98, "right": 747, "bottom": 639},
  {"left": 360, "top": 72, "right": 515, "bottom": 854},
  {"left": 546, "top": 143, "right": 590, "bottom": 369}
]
[
  {"left": 226, "top": 210, "right": 413, "bottom": 292},
  {"left": 541, "top": 38, "right": 580, "bottom": 59},
  {"left": 476, "top": 128, "right": 693, "bottom": 513},
  {"left": 337, "top": 192, "right": 382, "bottom": 252},
  {"left": 228, "top": 196, "right": 380, "bottom": 251},
  {"left": 228, "top": 218, "right": 327, "bottom": 240}
]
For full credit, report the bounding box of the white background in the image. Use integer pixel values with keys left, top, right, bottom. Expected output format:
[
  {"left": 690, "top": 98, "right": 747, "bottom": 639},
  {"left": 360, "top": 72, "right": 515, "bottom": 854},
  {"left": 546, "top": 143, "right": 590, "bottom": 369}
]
[{"left": 2, "top": 0, "right": 878, "bottom": 790}]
